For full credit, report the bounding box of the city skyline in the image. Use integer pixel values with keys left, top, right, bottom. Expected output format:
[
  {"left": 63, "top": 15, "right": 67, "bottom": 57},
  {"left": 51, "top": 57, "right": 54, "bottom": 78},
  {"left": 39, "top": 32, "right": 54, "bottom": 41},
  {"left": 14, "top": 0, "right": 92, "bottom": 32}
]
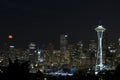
[{"left": 0, "top": 0, "right": 120, "bottom": 47}]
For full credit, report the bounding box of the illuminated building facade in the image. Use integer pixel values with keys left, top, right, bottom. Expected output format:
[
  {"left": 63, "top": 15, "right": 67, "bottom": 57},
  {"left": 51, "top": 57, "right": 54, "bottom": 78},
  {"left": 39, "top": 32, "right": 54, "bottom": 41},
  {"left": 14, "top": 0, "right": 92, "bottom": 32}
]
[
  {"left": 88, "top": 40, "right": 97, "bottom": 68},
  {"left": 60, "top": 34, "right": 69, "bottom": 64},
  {"left": 28, "top": 43, "right": 38, "bottom": 73}
]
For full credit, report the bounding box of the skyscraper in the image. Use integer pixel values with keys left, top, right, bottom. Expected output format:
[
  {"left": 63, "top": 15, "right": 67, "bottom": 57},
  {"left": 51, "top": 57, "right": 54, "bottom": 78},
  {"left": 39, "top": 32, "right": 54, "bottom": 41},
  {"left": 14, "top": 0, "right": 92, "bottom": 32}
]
[
  {"left": 60, "top": 34, "right": 68, "bottom": 51},
  {"left": 60, "top": 34, "right": 68, "bottom": 64}
]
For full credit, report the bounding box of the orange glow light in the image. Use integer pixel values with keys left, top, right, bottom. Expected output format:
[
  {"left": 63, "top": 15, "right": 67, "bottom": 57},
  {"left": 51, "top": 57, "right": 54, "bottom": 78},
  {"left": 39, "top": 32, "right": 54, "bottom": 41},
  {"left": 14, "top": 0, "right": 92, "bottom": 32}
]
[{"left": 8, "top": 35, "right": 13, "bottom": 39}]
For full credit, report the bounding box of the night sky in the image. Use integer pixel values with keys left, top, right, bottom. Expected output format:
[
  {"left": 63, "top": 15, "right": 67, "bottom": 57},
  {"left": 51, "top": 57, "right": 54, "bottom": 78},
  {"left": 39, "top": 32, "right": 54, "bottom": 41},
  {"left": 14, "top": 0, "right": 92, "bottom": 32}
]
[{"left": 0, "top": 0, "right": 120, "bottom": 47}]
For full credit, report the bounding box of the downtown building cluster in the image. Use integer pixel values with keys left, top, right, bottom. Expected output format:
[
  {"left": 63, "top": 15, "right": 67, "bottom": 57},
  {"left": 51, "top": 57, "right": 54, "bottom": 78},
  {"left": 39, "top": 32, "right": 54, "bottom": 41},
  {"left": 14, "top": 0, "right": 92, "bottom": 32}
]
[{"left": 0, "top": 32, "right": 120, "bottom": 73}]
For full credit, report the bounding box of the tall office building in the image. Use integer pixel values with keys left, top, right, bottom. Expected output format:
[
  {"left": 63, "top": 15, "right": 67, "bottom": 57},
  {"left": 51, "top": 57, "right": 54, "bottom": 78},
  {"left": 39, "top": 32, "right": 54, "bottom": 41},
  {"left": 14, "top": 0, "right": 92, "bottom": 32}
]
[
  {"left": 60, "top": 34, "right": 68, "bottom": 64},
  {"left": 60, "top": 34, "right": 68, "bottom": 51},
  {"left": 28, "top": 43, "right": 38, "bottom": 73},
  {"left": 88, "top": 40, "right": 97, "bottom": 68}
]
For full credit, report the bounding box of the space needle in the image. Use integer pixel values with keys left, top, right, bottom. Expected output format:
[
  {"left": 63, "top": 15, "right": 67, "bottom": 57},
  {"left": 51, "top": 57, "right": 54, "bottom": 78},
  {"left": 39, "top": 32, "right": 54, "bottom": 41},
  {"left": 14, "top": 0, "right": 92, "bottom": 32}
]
[{"left": 95, "top": 25, "right": 106, "bottom": 74}]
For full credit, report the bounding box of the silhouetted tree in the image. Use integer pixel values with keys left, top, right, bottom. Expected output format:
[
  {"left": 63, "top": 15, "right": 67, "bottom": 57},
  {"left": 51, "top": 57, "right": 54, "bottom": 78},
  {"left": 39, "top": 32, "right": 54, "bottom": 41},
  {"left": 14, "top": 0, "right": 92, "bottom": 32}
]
[
  {"left": 4, "top": 58, "right": 30, "bottom": 80},
  {"left": 115, "top": 64, "right": 120, "bottom": 80}
]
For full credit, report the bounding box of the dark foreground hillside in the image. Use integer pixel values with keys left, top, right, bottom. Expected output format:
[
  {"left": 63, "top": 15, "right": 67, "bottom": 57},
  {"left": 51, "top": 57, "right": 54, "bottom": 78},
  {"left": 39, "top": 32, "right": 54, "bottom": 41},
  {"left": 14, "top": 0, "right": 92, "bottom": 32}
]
[{"left": 0, "top": 59, "right": 120, "bottom": 80}]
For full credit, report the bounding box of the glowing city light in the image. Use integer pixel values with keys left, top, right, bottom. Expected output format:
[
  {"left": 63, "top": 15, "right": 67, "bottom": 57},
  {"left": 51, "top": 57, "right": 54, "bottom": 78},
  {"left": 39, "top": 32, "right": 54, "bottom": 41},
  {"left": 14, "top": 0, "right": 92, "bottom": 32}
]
[
  {"left": 37, "top": 50, "right": 41, "bottom": 55},
  {"left": 8, "top": 34, "right": 13, "bottom": 39},
  {"left": 65, "top": 35, "right": 68, "bottom": 37}
]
